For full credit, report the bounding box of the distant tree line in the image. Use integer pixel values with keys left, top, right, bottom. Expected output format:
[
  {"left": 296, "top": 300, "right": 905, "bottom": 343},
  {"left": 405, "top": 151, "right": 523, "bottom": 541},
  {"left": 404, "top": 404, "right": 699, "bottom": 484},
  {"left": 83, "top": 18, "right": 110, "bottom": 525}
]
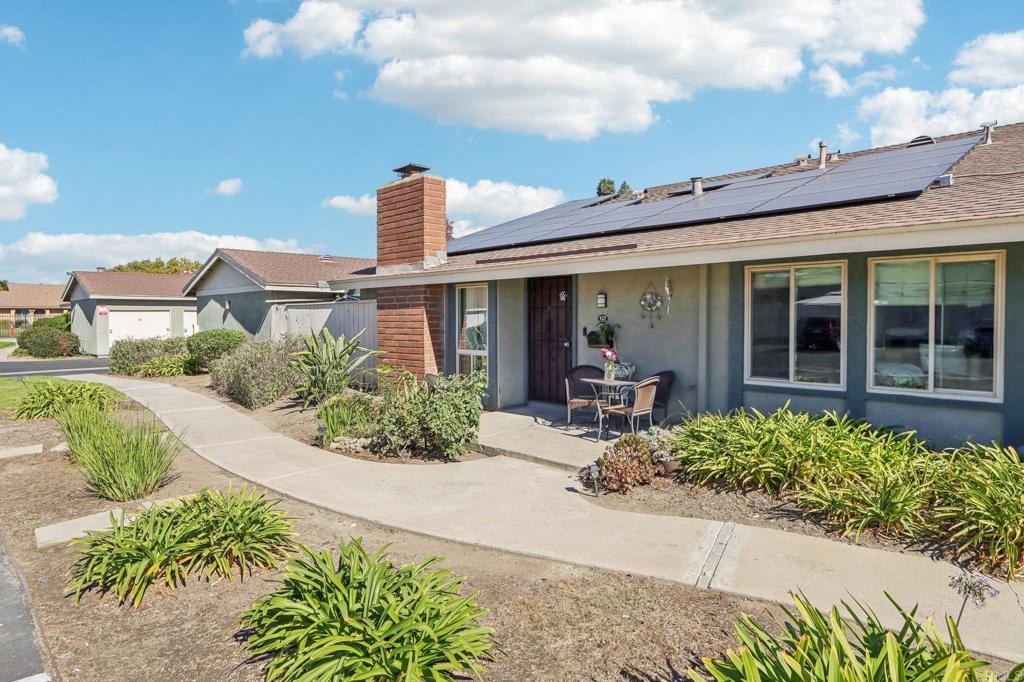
[
  {"left": 109, "top": 257, "right": 202, "bottom": 274},
  {"left": 596, "top": 178, "right": 632, "bottom": 196}
]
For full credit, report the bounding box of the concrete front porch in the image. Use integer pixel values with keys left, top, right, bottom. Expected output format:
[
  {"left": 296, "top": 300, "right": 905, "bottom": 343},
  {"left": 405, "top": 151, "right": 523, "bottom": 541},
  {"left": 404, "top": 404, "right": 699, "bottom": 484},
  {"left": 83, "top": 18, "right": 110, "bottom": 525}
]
[{"left": 473, "top": 401, "right": 610, "bottom": 471}]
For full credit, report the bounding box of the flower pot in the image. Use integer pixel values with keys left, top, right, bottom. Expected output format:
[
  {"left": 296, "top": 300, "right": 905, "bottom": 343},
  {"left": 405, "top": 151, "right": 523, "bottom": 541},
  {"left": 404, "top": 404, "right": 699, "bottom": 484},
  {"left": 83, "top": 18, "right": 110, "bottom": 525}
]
[
  {"left": 659, "top": 460, "right": 681, "bottom": 477},
  {"left": 604, "top": 363, "right": 616, "bottom": 380}
]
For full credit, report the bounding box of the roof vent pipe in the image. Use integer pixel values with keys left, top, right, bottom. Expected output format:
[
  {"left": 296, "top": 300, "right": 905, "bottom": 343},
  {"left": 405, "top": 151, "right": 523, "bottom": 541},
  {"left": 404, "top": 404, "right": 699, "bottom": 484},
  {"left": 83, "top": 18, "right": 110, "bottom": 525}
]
[
  {"left": 818, "top": 140, "right": 828, "bottom": 170},
  {"left": 690, "top": 177, "right": 704, "bottom": 197},
  {"left": 980, "top": 120, "right": 997, "bottom": 144}
]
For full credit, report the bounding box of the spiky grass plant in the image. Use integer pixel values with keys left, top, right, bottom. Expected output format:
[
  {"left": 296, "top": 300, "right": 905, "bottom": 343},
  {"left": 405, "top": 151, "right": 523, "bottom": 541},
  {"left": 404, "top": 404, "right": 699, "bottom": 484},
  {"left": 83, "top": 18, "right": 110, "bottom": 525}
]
[
  {"left": 241, "top": 538, "right": 494, "bottom": 682},
  {"left": 690, "top": 592, "right": 997, "bottom": 682},
  {"left": 934, "top": 444, "right": 1024, "bottom": 579},
  {"left": 67, "top": 487, "right": 296, "bottom": 607},
  {"left": 58, "top": 405, "right": 181, "bottom": 501},
  {"left": 13, "top": 380, "right": 118, "bottom": 419}
]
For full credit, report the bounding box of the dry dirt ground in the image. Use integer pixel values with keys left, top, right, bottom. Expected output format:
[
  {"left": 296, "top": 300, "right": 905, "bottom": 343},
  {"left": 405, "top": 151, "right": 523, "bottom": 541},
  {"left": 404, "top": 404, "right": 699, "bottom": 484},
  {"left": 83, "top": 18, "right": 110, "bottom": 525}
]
[{"left": 0, "top": 408, "right": 777, "bottom": 682}]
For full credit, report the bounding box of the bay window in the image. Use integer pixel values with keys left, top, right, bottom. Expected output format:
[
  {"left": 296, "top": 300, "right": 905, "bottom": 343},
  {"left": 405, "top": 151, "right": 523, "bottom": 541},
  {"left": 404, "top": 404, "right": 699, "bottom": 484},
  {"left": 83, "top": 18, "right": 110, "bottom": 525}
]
[
  {"left": 456, "top": 285, "right": 488, "bottom": 377},
  {"left": 869, "top": 253, "right": 1002, "bottom": 399},
  {"left": 745, "top": 262, "right": 845, "bottom": 387}
]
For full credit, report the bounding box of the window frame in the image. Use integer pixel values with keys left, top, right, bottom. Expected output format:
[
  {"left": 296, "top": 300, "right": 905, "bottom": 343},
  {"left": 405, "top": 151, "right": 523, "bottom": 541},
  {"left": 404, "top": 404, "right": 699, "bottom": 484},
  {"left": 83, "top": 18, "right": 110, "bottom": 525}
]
[
  {"left": 455, "top": 283, "right": 489, "bottom": 379},
  {"left": 866, "top": 250, "right": 1005, "bottom": 403},
  {"left": 744, "top": 260, "right": 848, "bottom": 391}
]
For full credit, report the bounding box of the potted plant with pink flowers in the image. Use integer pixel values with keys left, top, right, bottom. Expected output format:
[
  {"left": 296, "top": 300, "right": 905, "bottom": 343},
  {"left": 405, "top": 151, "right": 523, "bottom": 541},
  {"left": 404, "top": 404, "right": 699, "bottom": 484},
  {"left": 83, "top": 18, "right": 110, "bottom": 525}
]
[{"left": 599, "top": 347, "right": 618, "bottom": 380}]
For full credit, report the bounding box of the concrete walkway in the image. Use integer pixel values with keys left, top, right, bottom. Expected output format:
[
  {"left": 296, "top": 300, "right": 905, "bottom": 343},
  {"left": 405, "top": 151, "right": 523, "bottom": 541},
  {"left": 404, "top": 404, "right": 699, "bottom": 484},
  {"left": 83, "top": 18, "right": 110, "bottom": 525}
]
[
  {"left": 65, "top": 374, "right": 1024, "bottom": 662},
  {"left": 0, "top": 542, "right": 50, "bottom": 682},
  {"left": 475, "top": 402, "right": 606, "bottom": 471}
]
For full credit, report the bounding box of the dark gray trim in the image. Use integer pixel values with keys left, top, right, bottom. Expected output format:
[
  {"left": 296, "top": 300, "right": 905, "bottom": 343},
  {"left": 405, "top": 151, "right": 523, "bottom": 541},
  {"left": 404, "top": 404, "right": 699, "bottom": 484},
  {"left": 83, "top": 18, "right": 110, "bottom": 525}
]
[
  {"left": 845, "top": 255, "right": 868, "bottom": 419},
  {"left": 742, "top": 383, "right": 847, "bottom": 399},
  {"left": 444, "top": 284, "right": 456, "bottom": 375},
  {"left": 487, "top": 281, "right": 498, "bottom": 406},
  {"left": 1001, "top": 243, "right": 1024, "bottom": 445},
  {"left": 571, "top": 274, "right": 579, "bottom": 367}
]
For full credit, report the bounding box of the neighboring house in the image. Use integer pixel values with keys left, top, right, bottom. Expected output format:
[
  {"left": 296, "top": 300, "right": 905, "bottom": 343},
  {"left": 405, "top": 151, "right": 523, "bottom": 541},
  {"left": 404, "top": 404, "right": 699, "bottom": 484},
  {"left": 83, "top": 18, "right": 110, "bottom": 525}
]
[
  {"left": 182, "top": 248, "right": 375, "bottom": 340},
  {"left": 328, "top": 124, "right": 1024, "bottom": 447},
  {"left": 62, "top": 270, "right": 197, "bottom": 355},
  {"left": 0, "top": 283, "right": 68, "bottom": 337}
]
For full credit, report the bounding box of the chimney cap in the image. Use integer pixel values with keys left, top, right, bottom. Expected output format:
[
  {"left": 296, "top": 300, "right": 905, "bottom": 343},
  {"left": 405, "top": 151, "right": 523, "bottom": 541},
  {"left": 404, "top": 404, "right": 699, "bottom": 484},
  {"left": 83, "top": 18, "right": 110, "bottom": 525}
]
[{"left": 393, "top": 163, "right": 430, "bottom": 177}]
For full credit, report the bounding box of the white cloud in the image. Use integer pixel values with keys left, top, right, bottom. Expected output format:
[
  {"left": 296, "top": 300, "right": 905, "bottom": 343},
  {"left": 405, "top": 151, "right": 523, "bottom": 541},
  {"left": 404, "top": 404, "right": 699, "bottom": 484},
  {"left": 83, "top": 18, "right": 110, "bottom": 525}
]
[
  {"left": 244, "top": 0, "right": 925, "bottom": 139},
  {"left": 858, "top": 85, "right": 1024, "bottom": 146},
  {"left": 212, "top": 177, "right": 243, "bottom": 196},
  {"left": 949, "top": 30, "right": 1024, "bottom": 88},
  {"left": 835, "top": 122, "right": 862, "bottom": 147},
  {"left": 322, "top": 193, "right": 375, "bottom": 215},
  {"left": 0, "top": 25, "right": 25, "bottom": 48},
  {"left": 810, "top": 63, "right": 898, "bottom": 97},
  {"left": 242, "top": 0, "right": 361, "bottom": 59},
  {"left": 324, "top": 177, "right": 565, "bottom": 236},
  {"left": 0, "top": 143, "right": 58, "bottom": 221},
  {"left": 0, "top": 231, "right": 306, "bottom": 283}
]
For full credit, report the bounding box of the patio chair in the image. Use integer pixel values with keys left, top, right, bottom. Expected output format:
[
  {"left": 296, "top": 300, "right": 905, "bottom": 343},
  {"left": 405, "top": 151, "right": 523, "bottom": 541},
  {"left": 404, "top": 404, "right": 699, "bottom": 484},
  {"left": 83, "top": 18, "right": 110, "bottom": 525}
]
[
  {"left": 605, "top": 376, "right": 660, "bottom": 434},
  {"left": 652, "top": 370, "right": 676, "bottom": 421},
  {"left": 564, "top": 364, "right": 603, "bottom": 427}
]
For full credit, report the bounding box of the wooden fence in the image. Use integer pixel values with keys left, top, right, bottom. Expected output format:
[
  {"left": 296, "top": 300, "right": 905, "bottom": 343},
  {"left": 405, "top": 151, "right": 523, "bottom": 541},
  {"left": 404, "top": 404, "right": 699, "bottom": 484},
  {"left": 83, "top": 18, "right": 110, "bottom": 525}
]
[{"left": 274, "top": 299, "right": 377, "bottom": 368}]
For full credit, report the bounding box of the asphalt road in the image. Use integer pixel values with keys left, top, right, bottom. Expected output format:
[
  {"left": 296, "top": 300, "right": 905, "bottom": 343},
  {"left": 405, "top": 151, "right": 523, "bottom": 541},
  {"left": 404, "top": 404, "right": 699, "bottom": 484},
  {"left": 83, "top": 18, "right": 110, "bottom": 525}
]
[{"left": 0, "top": 357, "right": 109, "bottom": 377}]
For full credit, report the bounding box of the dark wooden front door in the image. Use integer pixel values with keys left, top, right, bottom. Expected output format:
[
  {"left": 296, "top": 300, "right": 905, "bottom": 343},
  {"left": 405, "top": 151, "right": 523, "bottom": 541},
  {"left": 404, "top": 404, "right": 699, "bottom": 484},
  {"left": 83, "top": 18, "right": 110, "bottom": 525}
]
[{"left": 528, "top": 276, "right": 573, "bottom": 403}]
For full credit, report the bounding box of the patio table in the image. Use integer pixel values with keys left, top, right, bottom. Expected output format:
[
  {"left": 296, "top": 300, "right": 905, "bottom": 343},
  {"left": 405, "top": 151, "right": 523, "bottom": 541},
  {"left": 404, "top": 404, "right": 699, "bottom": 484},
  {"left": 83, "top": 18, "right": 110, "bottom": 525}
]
[{"left": 581, "top": 377, "right": 638, "bottom": 439}]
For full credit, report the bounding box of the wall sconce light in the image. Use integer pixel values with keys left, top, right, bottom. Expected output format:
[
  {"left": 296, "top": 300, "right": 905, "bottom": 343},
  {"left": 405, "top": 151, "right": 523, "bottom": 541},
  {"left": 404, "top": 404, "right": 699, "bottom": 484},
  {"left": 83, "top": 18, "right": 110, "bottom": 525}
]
[{"left": 596, "top": 292, "right": 607, "bottom": 308}]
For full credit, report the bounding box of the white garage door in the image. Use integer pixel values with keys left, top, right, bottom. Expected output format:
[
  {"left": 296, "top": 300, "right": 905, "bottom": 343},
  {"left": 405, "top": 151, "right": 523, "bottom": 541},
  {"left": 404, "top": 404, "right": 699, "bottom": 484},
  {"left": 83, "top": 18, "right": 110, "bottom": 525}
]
[
  {"left": 108, "top": 310, "right": 171, "bottom": 345},
  {"left": 183, "top": 311, "right": 198, "bottom": 337}
]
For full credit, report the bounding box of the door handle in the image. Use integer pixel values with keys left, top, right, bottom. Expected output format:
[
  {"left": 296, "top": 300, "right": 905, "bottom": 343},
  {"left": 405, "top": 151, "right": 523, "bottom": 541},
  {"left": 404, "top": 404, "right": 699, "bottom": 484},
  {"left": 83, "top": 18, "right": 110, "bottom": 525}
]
[{"left": 562, "top": 340, "right": 570, "bottom": 348}]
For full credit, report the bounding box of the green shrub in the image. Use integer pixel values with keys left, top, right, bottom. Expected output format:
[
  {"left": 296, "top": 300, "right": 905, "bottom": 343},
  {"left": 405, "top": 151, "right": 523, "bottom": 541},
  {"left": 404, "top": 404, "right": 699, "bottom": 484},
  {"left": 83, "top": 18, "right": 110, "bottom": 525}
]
[
  {"left": 371, "top": 368, "right": 487, "bottom": 460},
  {"left": 240, "top": 539, "right": 493, "bottom": 682},
  {"left": 290, "top": 328, "right": 376, "bottom": 409},
  {"left": 67, "top": 487, "right": 296, "bottom": 607},
  {"left": 14, "top": 381, "right": 119, "bottom": 420},
  {"left": 690, "top": 592, "right": 996, "bottom": 682},
  {"left": 58, "top": 406, "right": 181, "bottom": 501},
  {"left": 210, "top": 337, "right": 303, "bottom": 409},
  {"left": 108, "top": 337, "right": 188, "bottom": 375},
  {"left": 318, "top": 391, "right": 375, "bottom": 446},
  {"left": 186, "top": 329, "right": 246, "bottom": 371},
  {"left": 934, "top": 444, "right": 1024, "bottom": 579},
  {"left": 138, "top": 353, "right": 188, "bottom": 377},
  {"left": 583, "top": 434, "right": 658, "bottom": 493},
  {"left": 16, "top": 325, "right": 80, "bottom": 357},
  {"left": 32, "top": 313, "right": 71, "bottom": 331}
]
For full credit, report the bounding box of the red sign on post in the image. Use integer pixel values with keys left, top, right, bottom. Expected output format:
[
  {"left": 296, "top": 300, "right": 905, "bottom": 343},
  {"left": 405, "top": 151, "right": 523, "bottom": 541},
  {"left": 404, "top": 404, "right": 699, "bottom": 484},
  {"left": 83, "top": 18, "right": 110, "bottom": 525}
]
[{"left": 97, "top": 305, "right": 109, "bottom": 317}]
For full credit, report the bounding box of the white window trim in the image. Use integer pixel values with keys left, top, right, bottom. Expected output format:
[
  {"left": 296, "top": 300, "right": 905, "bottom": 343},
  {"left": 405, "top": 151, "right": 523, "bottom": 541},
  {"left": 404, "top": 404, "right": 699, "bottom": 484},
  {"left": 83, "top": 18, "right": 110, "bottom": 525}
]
[
  {"left": 866, "top": 251, "right": 1004, "bottom": 403},
  {"left": 744, "top": 260, "right": 847, "bottom": 391},
  {"left": 455, "top": 284, "right": 489, "bottom": 375}
]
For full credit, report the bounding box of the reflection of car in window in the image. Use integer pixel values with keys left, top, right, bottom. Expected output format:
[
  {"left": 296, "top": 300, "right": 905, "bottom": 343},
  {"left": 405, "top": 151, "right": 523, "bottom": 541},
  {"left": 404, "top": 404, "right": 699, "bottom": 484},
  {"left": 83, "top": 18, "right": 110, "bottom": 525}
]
[
  {"left": 959, "top": 324, "right": 993, "bottom": 358},
  {"left": 798, "top": 316, "right": 840, "bottom": 351}
]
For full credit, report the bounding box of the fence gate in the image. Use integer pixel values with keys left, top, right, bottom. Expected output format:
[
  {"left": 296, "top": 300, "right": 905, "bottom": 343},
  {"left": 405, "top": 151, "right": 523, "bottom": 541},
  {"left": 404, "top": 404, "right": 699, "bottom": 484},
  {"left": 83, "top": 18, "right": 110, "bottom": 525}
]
[{"left": 277, "top": 299, "right": 377, "bottom": 369}]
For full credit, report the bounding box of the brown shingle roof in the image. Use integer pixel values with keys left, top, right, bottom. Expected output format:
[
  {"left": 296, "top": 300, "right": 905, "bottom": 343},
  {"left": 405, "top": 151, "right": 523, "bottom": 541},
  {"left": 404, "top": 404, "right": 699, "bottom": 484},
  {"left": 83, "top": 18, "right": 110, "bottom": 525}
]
[
  {"left": 217, "top": 249, "right": 375, "bottom": 286},
  {"left": 0, "top": 283, "right": 68, "bottom": 310},
  {"left": 66, "top": 271, "right": 194, "bottom": 299},
  {"left": 339, "top": 122, "right": 1024, "bottom": 282}
]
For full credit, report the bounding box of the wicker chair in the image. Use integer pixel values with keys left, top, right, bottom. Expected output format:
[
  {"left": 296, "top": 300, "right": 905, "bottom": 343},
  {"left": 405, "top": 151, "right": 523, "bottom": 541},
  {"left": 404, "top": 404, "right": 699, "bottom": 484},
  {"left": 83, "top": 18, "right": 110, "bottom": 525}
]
[
  {"left": 605, "top": 376, "right": 660, "bottom": 433},
  {"left": 652, "top": 370, "right": 676, "bottom": 421},
  {"left": 564, "top": 365, "right": 603, "bottom": 426}
]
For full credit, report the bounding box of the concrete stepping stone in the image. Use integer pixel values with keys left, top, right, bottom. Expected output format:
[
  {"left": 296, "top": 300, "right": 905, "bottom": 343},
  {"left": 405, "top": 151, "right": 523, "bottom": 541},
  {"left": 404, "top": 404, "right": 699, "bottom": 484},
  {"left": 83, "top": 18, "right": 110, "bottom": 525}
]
[
  {"left": 35, "top": 509, "right": 123, "bottom": 548},
  {"left": 50, "top": 442, "right": 68, "bottom": 453},
  {"left": 0, "top": 444, "right": 43, "bottom": 460}
]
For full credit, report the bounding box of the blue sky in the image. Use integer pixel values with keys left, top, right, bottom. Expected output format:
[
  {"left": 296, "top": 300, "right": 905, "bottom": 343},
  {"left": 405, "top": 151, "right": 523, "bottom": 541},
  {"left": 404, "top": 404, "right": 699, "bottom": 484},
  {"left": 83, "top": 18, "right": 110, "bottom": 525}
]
[{"left": 2, "top": 1, "right": 1023, "bottom": 282}]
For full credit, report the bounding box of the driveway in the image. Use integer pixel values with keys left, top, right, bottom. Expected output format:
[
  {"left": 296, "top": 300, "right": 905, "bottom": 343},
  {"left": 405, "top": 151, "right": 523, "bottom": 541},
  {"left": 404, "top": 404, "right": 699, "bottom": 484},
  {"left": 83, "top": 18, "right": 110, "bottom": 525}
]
[{"left": 0, "top": 357, "right": 109, "bottom": 377}]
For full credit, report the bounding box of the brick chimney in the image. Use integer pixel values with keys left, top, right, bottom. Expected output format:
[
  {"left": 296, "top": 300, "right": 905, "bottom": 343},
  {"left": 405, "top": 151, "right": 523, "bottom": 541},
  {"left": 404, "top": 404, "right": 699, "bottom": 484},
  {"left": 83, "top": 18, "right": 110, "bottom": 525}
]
[{"left": 375, "top": 164, "right": 447, "bottom": 377}]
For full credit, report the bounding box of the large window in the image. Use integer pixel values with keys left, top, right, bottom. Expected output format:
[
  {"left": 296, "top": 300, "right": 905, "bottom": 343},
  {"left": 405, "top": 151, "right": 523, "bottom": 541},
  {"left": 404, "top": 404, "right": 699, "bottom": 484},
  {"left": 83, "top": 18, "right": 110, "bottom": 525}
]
[
  {"left": 745, "top": 262, "right": 845, "bottom": 387},
  {"left": 456, "top": 285, "right": 488, "bottom": 377},
  {"left": 869, "top": 253, "right": 1002, "bottom": 399}
]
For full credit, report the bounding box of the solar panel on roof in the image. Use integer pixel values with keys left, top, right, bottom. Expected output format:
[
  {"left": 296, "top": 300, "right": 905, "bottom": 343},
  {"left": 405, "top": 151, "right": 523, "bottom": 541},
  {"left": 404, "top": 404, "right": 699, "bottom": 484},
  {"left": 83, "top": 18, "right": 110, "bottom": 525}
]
[{"left": 445, "top": 135, "right": 981, "bottom": 255}]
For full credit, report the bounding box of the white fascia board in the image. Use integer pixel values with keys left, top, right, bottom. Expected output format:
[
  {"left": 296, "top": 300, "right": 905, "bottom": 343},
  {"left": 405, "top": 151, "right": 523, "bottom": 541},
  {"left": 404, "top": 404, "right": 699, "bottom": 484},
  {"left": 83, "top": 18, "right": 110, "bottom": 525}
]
[
  {"left": 86, "top": 295, "right": 197, "bottom": 301},
  {"left": 328, "top": 216, "right": 1024, "bottom": 288}
]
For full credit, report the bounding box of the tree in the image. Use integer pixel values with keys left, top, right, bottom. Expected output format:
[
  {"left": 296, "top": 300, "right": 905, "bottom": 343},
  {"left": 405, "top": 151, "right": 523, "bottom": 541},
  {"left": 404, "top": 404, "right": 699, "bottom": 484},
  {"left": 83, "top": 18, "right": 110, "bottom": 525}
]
[
  {"left": 596, "top": 178, "right": 616, "bottom": 196},
  {"left": 0, "top": 280, "right": 7, "bottom": 291},
  {"left": 618, "top": 181, "right": 632, "bottom": 195},
  {"left": 109, "top": 257, "right": 202, "bottom": 274}
]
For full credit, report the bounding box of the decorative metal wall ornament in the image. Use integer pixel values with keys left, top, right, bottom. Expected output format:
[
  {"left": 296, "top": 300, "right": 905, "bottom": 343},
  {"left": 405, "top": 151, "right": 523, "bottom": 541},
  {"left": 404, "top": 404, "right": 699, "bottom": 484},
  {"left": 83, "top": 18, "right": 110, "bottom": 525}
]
[
  {"left": 639, "top": 283, "right": 664, "bottom": 328},
  {"left": 664, "top": 276, "right": 674, "bottom": 315}
]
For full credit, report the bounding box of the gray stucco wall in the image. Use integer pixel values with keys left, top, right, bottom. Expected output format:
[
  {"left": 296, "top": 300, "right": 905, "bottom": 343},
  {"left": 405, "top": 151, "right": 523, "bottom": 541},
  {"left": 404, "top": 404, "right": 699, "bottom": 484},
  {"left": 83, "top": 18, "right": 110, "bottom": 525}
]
[
  {"left": 495, "top": 279, "right": 527, "bottom": 408},
  {"left": 70, "top": 298, "right": 99, "bottom": 355},
  {"left": 576, "top": 266, "right": 702, "bottom": 416},
  {"left": 197, "top": 291, "right": 275, "bottom": 339},
  {"left": 730, "top": 242, "right": 1021, "bottom": 448}
]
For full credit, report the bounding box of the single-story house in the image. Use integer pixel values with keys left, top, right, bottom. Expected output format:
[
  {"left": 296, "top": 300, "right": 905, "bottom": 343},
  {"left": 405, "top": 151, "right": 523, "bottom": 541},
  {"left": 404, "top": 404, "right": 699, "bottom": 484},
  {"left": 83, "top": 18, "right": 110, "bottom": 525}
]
[
  {"left": 0, "top": 283, "right": 68, "bottom": 337},
  {"left": 182, "top": 248, "right": 375, "bottom": 340},
  {"left": 328, "top": 123, "right": 1024, "bottom": 448},
  {"left": 62, "top": 270, "right": 197, "bottom": 355}
]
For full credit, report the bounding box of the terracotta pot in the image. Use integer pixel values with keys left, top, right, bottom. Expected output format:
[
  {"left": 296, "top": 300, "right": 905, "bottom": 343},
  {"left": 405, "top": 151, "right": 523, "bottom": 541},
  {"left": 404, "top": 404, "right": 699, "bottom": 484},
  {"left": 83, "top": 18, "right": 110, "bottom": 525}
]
[{"left": 659, "top": 460, "right": 682, "bottom": 477}]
